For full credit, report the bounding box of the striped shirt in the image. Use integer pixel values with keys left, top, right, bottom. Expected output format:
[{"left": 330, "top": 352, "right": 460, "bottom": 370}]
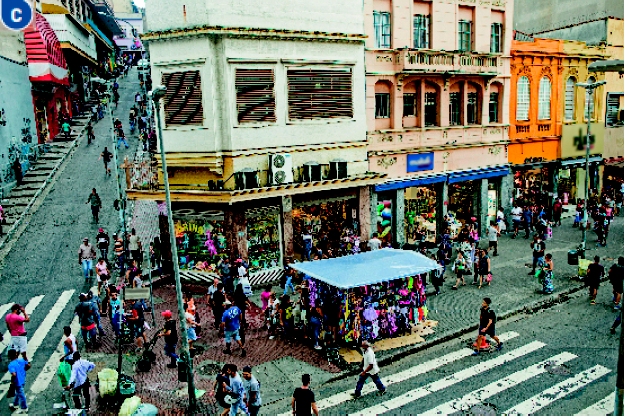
[{"left": 114, "top": 238, "right": 123, "bottom": 256}]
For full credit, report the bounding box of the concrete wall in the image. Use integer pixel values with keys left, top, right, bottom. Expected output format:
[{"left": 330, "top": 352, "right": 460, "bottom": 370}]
[
  {"left": 0, "top": 33, "right": 27, "bottom": 64},
  {"left": 145, "top": 0, "right": 364, "bottom": 34},
  {"left": 531, "top": 20, "right": 608, "bottom": 46}
]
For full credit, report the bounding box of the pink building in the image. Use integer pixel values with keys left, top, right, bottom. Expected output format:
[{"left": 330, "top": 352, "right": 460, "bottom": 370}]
[{"left": 365, "top": 0, "right": 513, "bottom": 245}]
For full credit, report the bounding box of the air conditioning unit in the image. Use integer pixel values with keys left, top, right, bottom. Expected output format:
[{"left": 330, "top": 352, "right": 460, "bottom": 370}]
[
  {"left": 269, "top": 154, "right": 293, "bottom": 185},
  {"left": 234, "top": 168, "right": 258, "bottom": 190},
  {"left": 328, "top": 159, "right": 348, "bottom": 180},
  {"left": 302, "top": 161, "right": 322, "bottom": 182}
]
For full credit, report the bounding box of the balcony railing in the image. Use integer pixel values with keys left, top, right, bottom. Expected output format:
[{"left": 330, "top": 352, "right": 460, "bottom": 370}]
[{"left": 400, "top": 50, "right": 500, "bottom": 74}]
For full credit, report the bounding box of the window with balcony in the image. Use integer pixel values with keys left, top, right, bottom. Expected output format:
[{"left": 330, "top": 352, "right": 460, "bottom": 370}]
[
  {"left": 403, "top": 93, "right": 417, "bottom": 118},
  {"left": 516, "top": 76, "right": 530, "bottom": 121},
  {"left": 489, "top": 92, "right": 499, "bottom": 123},
  {"left": 458, "top": 20, "right": 472, "bottom": 52},
  {"left": 161, "top": 70, "right": 204, "bottom": 126},
  {"left": 413, "top": 15, "right": 430, "bottom": 49},
  {"left": 565, "top": 77, "right": 576, "bottom": 121},
  {"left": 374, "top": 12, "right": 391, "bottom": 49},
  {"left": 467, "top": 92, "right": 478, "bottom": 124},
  {"left": 585, "top": 76, "right": 596, "bottom": 120},
  {"left": 235, "top": 68, "right": 276, "bottom": 124},
  {"left": 376, "top": 93, "right": 390, "bottom": 118},
  {"left": 538, "top": 77, "right": 551, "bottom": 120},
  {"left": 491, "top": 23, "right": 503, "bottom": 53},
  {"left": 425, "top": 92, "right": 437, "bottom": 126},
  {"left": 449, "top": 92, "right": 461, "bottom": 125},
  {"left": 287, "top": 68, "right": 353, "bottom": 120}
]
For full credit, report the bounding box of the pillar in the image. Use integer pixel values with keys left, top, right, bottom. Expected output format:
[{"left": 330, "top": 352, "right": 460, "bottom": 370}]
[
  {"left": 480, "top": 178, "right": 489, "bottom": 238},
  {"left": 358, "top": 186, "right": 372, "bottom": 241},
  {"left": 395, "top": 188, "right": 406, "bottom": 247},
  {"left": 436, "top": 181, "right": 449, "bottom": 235},
  {"left": 281, "top": 195, "right": 294, "bottom": 261},
  {"left": 224, "top": 206, "right": 247, "bottom": 262},
  {"left": 501, "top": 173, "right": 513, "bottom": 219}
]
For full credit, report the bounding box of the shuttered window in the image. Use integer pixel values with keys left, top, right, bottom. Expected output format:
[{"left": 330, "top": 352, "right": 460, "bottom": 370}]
[
  {"left": 287, "top": 68, "right": 353, "bottom": 120},
  {"left": 161, "top": 71, "right": 204, "bottom": 126},
  {"left": 607, "top": 93, "right": 624, "bottom": 127},
  {"left": 565, "top": 77, "right": 576, "bottom": 121},
  {"left": 235, "top": 68, "right": 276, "bottom": 123},
  {"left": 538, "top": 76, "right": 551, "bottom": 120},
  {"left": 516, "top": 76, "right": 530, "bottom": 121}
]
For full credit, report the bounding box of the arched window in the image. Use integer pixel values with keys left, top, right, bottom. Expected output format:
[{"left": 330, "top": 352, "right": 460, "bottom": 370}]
[
  {"left": 516, "top": 76, "right": 530, "bottom": 121},
  {"left": 585, "top": 76, "right": 596, "bottom": 120},
  {"left": 565, "top": 77, "right": 576, "bottom": 121},
  {"left": 538, "top": 77, "right": 551, "bottom": 120}
]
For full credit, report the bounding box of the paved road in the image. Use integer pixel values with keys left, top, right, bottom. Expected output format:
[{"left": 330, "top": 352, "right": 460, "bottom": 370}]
[
  {"left": 265, "top": 285, "right": 621, "bottom": 415},
  {"left": 0, "top": 69, "right": 142, "bottom": 414}
]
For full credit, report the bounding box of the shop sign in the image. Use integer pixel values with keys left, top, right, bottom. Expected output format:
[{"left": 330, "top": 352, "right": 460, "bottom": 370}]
[
  {"left": 407, "top": 153, "right": 434, "bottom": 173},
  {"left": 487, "top": 190, "right": 497, "bottom": 218},
  {"left": 561, "top": 123, "right": 604, "bottom": 159}
]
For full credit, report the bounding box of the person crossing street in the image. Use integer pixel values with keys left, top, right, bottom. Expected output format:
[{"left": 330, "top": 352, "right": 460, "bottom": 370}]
[
  {"left": 86, "top": 188, "right": 101, "bottom": 223},
  {"left": 96, "top": 228, "right": 110, "bottom": 260},
  {"left": 158, "top": 310, "right": 179, "bottom": 368},
  {"left": 64, "top": 352, "right": 95, "bottom": 411},
  {"left": 351, "top": 340, "right": 386, "bottom": 398},
  {"left": 99, "top": 147, "right": 112, "bottom": 175},
  {"left": 78, "top": 238, "right": 96, "bottom": 280},
  {"left": 472, "top": 297, "right": 502, "bottom": 355}
]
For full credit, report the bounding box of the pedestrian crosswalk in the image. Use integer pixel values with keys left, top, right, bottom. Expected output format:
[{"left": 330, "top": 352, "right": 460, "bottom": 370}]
[{"left": 275, "top": 330, "right": 616, "bottom": 416}]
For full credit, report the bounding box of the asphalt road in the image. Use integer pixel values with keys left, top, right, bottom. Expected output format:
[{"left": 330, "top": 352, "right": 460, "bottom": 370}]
[{"left": 0, "top": 69, "right": 142, "bottom": 414}]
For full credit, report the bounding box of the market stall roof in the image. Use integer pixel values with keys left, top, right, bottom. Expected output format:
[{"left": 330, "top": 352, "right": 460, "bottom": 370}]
[{"left": 289, "top": 248, "right": 442, "bottom": 290}]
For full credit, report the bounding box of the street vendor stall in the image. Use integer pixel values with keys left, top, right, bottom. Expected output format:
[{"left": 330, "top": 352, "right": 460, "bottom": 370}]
[{"left": 289, "top": 249, "right": 441, "bottom": 345}]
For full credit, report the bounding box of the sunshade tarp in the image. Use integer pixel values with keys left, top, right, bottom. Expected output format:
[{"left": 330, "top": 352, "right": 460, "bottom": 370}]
[{"left": 289, "top": 248, "right": 442, "bottom": 290}]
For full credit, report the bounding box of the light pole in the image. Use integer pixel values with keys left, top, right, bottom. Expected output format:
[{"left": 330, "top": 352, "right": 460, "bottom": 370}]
[
  {"left": 575, "top": 80, "right": 606, "bottom": 258},
  {"left": 150, "top": 85, "right": 197, "bottom": 412}
]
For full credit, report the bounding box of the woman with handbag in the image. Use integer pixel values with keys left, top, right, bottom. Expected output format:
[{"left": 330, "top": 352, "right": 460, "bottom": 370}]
[
  {"left": 452, "top": 251, "right": 467, "bottom": 290},
  {"left": 477, "top": 249, "right": 491, "bottom": 289}
]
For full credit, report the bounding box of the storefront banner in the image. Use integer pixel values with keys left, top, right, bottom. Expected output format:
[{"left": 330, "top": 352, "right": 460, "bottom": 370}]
[
  {"left": 561, "top": 123, "right": 604, "bottom": 159},
  {"left": 407, "top": 153, "right": 434, "bottom": 173},
  {"left": 448, "top": 166, "right": 509, "bottom": 184}
]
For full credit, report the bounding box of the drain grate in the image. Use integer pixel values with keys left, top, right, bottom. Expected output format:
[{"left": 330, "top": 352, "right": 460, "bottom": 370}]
[
  {"left": 467, "top": 403, "right": 498, "bottom": 415},
  {"left": 545, "top": 362, "right": 571, "bottom": 375}
]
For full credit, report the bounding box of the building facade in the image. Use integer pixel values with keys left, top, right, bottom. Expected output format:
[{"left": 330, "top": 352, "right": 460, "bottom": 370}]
[
  {"left": 114, "top": 13, "right": 144, "bottom": 60},
  {"left": 364, "top": 0, "right": 513, "bottom": 245},
  {"left": 132, "top": 0, "right": 383, "bottom": 282}
]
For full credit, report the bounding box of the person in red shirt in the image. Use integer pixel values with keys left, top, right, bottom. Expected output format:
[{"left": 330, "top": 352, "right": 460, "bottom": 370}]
[{"left": 5, "top": 304, "right": 29, "bottom": 360}]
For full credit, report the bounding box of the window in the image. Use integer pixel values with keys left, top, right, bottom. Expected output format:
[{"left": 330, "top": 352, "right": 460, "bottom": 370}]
[
  {"left": 467, "top": 92, "right": 479, "bottom": 124},
  {"left": 375, "top": 93, "right": 390, "bottom": 118},
  {"left": 374, "top": 12, "right": 391, "bottom": 49},
  {"left": 161, "top": 70, "right": 204, "bottom": 126},
  {"left": 458, "top": 20, "right": 472, "bottom": 52},
  {"left": 413, "top": 15, "right": 430, "bottom": 49},
  {"left": 425, "top": 92, "right": 437, "bottom": 126},
  {"left": 565, "top": 77, "right": 576, "bottom": 121},
  {"left": 585, "top": 76, "right": 596, "bottom": 120},
  {"left": 607, "top": 93, "right": 624, "bottom": 126},
  {"left": 287, "top": 68, "right": 353, "bottom": 120},
  {"left": 516, "top": 76, "right": 530, "bottom": 121},
  {"left": 403, "top": 93, "right": 417, "bottom": 117},
  {"left": 449, "top": 92, "right": 461, "bottom": 125},
  {"left": 538, "top": 77, "right": 551, "bottom": 120},
  {"left": 235, "top": 68, "right": 276, "bottom": 124},
  {"left": 489, "top": 92, "right": 499, "bottom": 123},
  {"left": 69, "top": 0, "right": 74, "bottom": 14},
  {"left": 491, "top": 23, "right": 503, "bottom": 53}
]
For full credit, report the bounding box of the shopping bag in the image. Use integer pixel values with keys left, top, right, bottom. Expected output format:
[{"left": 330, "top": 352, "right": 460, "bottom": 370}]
[
  {"left": 58, "top": 361, "right": 71, "bottom": 388},
  {"left": 486, "top": 273, "right": 492, "bottom": 283}
]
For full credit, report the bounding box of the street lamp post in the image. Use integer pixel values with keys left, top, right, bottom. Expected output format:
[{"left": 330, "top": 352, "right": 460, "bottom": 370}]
[
  {"left": 575, "top": 80, "right": 606, "bottom": 258},
  {"left": 150, "top": 85, "right": 197, "bottom": 412}
]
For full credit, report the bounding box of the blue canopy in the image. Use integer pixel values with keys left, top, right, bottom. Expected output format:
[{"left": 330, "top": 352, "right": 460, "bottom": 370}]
[{"left": 289, "top": 248, "right": 442, "bottom": 290}]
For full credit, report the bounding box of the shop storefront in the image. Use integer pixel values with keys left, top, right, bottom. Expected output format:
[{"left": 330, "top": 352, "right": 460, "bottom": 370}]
[
  {"left": 510, "top": 161, "right": 557, "bottom": 207},
  {"left": 558, "top": 156, "right": 603, "bottom": 203},
  {"left": 404, "top": 186, "right": 437, "bottom": 244}
]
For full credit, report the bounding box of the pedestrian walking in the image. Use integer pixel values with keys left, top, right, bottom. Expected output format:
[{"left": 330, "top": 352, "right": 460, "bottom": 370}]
[
  {"left": 242, "top": 365, "right": 262, "bottom": 416},
  {"left": 477, "top": 249, "right": 491, "bottom": 289},
  {"left": 529, "top": 234, "right": 545, "bottom": 275},
  {"left": 430, "top": 253, "right": 444, "bottom": 295},
  {"left": 60, "top": 326, "right": 77, "bottom": 364},
  {"left": 351, "top": 340, "right": 386, "bottom": 398},
  {"left": 87, "top": 291, "right": 105, "bottom": 336},
  {"left": 279, "top": 295, "right": 294, "bottom": 341},
  {"left": 451, "top": 251, "right": 467, "bottom": 290},
  {"left": 99, "top": 147, "right": 112, "bottom": 175},
  {"left": 109, "top": 292, "right": 121, "bottom": 338},
  {"left": 6, "top": 304, "right": 29, "bottom": 360},
  {"left": 212, "top": 283, "right": 226, "bottom": 330},
  {"left": 587, "top": 256, "right": 605, "bottom": 305},
  {"left": 207, "top": 278, "right": 221, "bottom": 309},
  {"left": 302, "top": 228, "right": 313, "bottom": 261},
  {"left": 86, "top": 121, "right": 94, "bottom": 144},
  {"left": 292, "top": 374, "right": 319, "bottom": 416},
  {"left": 522, "top": 208, "right": 532, "bottom": 239},
  {"left": 308, "top": 302, "right": 323, "bottom": 350},
  {"left": 367, "top": 233, "right": 382, "bottom": 251},
  {"left": 129, "top": 299, "right": 146, "bottom": 349},
  {"left": 78, "top": 237, "right": 96, "bottom": 280},
  {"left": 113, "top": 233, "right": 125, "bottom": 273},
  {"left": 487, "top": 220, "right": 499, "bottom": 256},
  {"left": 61, "top": 120, "right": 72, "bottom": 140},
  {"left": 116, "top": 129, "right": 129, "bottom": 148},
  {"left": 128, "top": 228, "right": 142, "bottom": 267},
  {"left": 283, "top": 267, "right": 295, "bottom": 296},
  {"left": 553, "top": 198, "right": 563, "bottom": 226},
  {"left": 85, "top": 188, "right": 101, "bottom": 223},
  {"left": 96, "top": 228, "right": 110, "bottom": 260},
  {"left": 157, "top": 310, "right": 179, "bottom": 368},
  {"left": 511, "top": 204, "right": 522, "bottom": 239},
  {"left": 74, "top": 293, "right": 98, "bottom": 349},
  {"left": 225, "top": 364, "right": 248, "bottom": 416},
  {"left": 185, "top": 302, "right": 200, "bottom": 353},
  {"left": 537, "top": 253, "right": 554, "bottom": 294},
  {"left": 221, "top": 300, "right": 246, "bottom": 357},
  {"left": 472, "top": 297, "right": 502, "bottom": 355},
  {"left": 64, "top": 352, "right": 95, "bottom": 411},
  {"left": 610, "top": 257, "right": 624, "bottom": 310},
  {"left": 211, "top": 365, "right": 231, "bottom": 416},
  {"left": 8, "top": 349, "right": 30, "bottom": 413}
]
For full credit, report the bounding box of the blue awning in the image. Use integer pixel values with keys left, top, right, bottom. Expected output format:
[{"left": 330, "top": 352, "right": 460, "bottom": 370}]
[
  {"left": 448, "top": 166, "right": 510, "bottom": 184},
  {"left": 375, "top": 174, "right": 448, "bottom": 191},
  {"left": 289, "top": 248, "right": 442, "bottom": 290}
]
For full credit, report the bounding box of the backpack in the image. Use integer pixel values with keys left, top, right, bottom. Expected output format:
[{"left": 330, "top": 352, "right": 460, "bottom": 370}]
[{"left": 284, "top": 304, "right": 293, "bottom": 321}]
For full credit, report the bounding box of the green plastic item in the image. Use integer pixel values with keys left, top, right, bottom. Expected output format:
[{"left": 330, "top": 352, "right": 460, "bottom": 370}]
[
  {"left": 57, "top": 361, "right": 71, "bottom": 388},
  {"left": 133, "top": 403, "right": 158, "bottom": 416},
  {"left": 120, "top": 396, "right": 141, "bottom": 416}
]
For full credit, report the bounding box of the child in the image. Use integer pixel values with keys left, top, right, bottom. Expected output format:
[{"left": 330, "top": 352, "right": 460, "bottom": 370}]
[{"left": 8, "top": 349, "right": 30, "bottom": 413}]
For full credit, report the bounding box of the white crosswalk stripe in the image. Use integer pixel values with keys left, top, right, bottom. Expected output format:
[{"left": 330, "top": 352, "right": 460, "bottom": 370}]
[
  {"left": 574, "top": 392, "right": 616, "bottom": 415},
  {"left": 0, "top": 290, "right": 74, "bottom": 401},
  {"left": 420, "top": 352, "right": 578, "bottom": 415},
  {"left": 349, "top": 340, "right": 546, "bottom": 416},
  {"left": 0, "top": 295, "right": 44, "bottom": 354},
  {"left": 286, "top": 331, "right": 520, "bottom": 415},
  {"left": 0, "top": 303, "right": 14, "bottom": 322},
  {"left": 504, "top": 365, "right": 612, "bottom": 415}
]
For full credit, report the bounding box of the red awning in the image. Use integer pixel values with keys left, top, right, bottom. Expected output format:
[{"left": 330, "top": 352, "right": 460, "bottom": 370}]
[{"left": 24, "top": 14, "right": 69, "bottom": 86}]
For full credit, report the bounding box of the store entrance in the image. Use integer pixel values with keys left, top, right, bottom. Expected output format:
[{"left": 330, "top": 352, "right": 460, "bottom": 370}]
[{"left": 449, "top": 180, "right": 479, "bottom": 224}]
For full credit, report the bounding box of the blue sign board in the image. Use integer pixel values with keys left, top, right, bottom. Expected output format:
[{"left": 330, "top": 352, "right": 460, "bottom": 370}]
[{"left": 407, "top": 153, "right": 434, "bottom": 172}]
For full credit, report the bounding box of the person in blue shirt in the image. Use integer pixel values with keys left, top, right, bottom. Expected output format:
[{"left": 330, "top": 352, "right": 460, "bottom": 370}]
[
  {"left": 64, "top": 352, "right": 95, "bottom": 410},
  {"left": 220, "top": 301, "right": 246, "bottom": 357},
  {"left": 225, "top": 364, "right": 248, "bottom": 416},
  {"left": 8, "top": 349, "right": 30, "bottom": 412}
]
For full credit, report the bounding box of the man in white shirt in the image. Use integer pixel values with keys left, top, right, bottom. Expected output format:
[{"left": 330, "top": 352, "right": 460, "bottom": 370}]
[
  {"left": 487, "top": 220, "right": 500, "bottom": 256},
  {"left": 367, "top": 233, "right": 382, "bottom": 251},
  {"left": 510, "top": 205, "right": 523, "bottom": 239},
  {"left": 351, "top": 340, "right": 386, "bottom": 398},
  {"left": 64, "top": 352, "right": 95, "bottom": 410}
]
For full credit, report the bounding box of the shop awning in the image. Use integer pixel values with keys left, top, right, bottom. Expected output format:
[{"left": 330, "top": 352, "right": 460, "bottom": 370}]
[
  {"left": 448, "top": 166, "right": 510, "bottom": 184},
  {"left": 288, "top": 248, "right": 442, "bottom": 289},
  {"left": 560, "top": 156, "right": 603, "bottom": 168},
  {"left": 375, "top": 173, "right": 448, "bottom": 191},
  {"left": 24, "top": 14, "right": 69, "bottom": 86},
  {"left": 511, "top": 160, "right": 558, "bottom": 171}
]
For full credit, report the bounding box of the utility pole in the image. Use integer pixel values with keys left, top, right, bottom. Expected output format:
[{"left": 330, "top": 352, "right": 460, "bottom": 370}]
[{"left": 150, "top": 86, "right": 197, "bottom": 412}]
